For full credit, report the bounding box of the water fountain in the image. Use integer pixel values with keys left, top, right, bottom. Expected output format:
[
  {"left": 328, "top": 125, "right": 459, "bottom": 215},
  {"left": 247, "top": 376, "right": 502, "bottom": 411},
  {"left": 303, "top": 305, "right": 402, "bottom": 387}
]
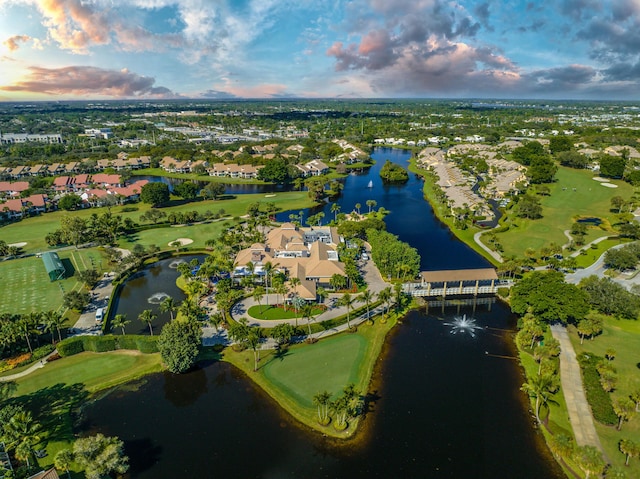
[
  {"left": 168, "top": 260, "right": 186, "bottom": 269},
  {"left": 148, "top": 292, "right": 171, "bottom": 304},
  {"left": 444, "top": 314, "right": 483, "bottom": 337}
]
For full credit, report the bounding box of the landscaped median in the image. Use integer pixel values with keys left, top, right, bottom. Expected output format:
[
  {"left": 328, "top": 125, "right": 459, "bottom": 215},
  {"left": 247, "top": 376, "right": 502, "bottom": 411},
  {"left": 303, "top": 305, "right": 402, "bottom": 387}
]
[{"left": 223, "top": 313, "right": 399, "bottom": 438}]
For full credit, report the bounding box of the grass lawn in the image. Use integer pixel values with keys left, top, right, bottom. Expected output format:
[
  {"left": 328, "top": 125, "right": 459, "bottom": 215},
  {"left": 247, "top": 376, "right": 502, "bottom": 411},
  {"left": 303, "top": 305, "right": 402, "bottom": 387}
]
[
  {"left": 574, "top": 238, "right": 631, "bottom": 268},
  {"left": 569, "top": 318, "right": 640, "bottom": 475},
  {"left": 224, "top": 315, "right": 398, "bottom": 438},
  {"left": 0, "top": 247, "right": 105, "bottom": 315},
  {"left": 497, "top": 167, "right": 633, "bottom": 258},
  {"left": 247, "top": 304, "right": 326, "bottom": 320},
  {"left": 7, "top": 350, "right": 163, "bottom": 474}
]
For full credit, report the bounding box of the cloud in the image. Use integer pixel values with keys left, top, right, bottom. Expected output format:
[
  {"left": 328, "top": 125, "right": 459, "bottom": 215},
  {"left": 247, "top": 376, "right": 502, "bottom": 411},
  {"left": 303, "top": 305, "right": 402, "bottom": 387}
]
[
  {"left": 208, "top": 79, "right": 292, "bottom": 98},
  {"left": 198, "top": 89, "right": 238, "bottom": 99},
  {"left": 3, "top": 35, "right": 31, "bottom": 51},
  {"left": 0, "top": 65, "right": 177, "bottom": 97}
]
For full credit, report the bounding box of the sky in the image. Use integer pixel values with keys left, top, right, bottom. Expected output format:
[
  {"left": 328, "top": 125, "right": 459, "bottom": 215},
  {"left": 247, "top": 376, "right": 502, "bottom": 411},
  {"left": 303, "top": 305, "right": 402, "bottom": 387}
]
[{"left": 1, "top": 0, "right": 640, "bottom": 101}]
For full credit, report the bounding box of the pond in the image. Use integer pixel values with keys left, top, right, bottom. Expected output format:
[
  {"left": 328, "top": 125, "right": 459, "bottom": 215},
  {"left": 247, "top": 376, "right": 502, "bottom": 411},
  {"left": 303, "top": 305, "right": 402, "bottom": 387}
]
[
  {"left": 109, "top": 255, "right": 206, "bottom": 335},
  {"left": 81, "top": 303, "right": 563, "bottom": 478}
]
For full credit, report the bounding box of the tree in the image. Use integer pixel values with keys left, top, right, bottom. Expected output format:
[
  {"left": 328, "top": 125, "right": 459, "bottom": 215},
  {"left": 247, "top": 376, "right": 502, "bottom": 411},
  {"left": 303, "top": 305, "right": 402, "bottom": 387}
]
[
  {"left": 366, "top": 199, "right": 377, "bottom": 213},
  {"left": 313, "top": 391, "right": 332, "bottom": 425},
  {"left": 515, "top": 194, "right": 542, "bottom": 219},
  {"left": 271, "top": 323, "right": 295, "bottom": 346},
  {"left": 253, "top": 286, "right": 266, "bottom": 313},
  {"left": 619, "top": 439, "right": 639, "bottom": 466},
  {"left": 138, "top": 309, "right": 157, "bottom": 336},
  {"left": 228, "top": 318, "right": 251, "bottom": 347},
  {"left": 63, "top": 290, "right": 91, "bottom": 311},
  {"left": 548, "top": 434, "right": 574, "bottom": 460},
  {"left": 613, "top": 398, "right": 636, "bottom": 431},
  {"left": 329, "top": 273, "right": 347, "bottom": 291},
  {"left": 61, "top": 215, "right": 88, "bottom": 248},
  {"left": 521, "top": 374, "right": 557, "bottom": 423},
  {"left": 359, "top": 289, "right": 375, "bottom": 323},
  {"left": 510, "top": 271, "right": 590, "bottom": 323},
  {"left": 58, "top": 193, "right": 83, "bottom": 211},
  {"left": 3, "top": 410, "right": 42, "bottom": 468},
  {"left": 201, "top": 182, "right": 226, "bottom": 200},
  {"left": 301, "top": 303, "right": 316, "bottom": 335},
  {"left": 111, "top": 314, "right": 130, "bottom": 335},
  {"left": 257, "top": 158, "right": 291, "bottom": 183},
  {"left": 247, "top": 328, "right": 262, "bottom": 372},
  {"left": 378, "top": 286, "right": 392, "bottom": 318},
  {"left": 160, "top": 296, "right": 177, "bottom": 321},
  {"left": 533, "top": 339, "right": 560, "bottom": 375},
  {"left": 158, "top": 318, "right": 201, "bottom": 373},
  {"left": 140, "top": 182, "right": 170, "bottom": 207},
  {"left": 599, "top": 154, "right": 626, "bottom": 178},
  {"left": 55, "top": 449, "right": 74, "bottom": 478},
  {"left": 611, "top": 195, "right": 626, "bottom": 212},
  {"left": 43, "top": 309, "right": 65, "bottom": 343},
  {"left": 574, "top": 445, "right": 606, "bottom": 479},
  {"left": 73, "top": 433, "right": 129, "bottom": 479},
  {"left": 173, "top": 181, "right": 199, "bottom": 200},
  {"left": 337, "top": 292, "right": 358, "bottom": 329}
]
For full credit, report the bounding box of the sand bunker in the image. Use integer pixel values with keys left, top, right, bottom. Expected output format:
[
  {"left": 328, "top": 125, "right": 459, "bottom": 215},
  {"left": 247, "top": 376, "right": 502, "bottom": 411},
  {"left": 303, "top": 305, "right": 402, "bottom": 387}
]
[
  {"left": 601, "top": 183, "right": 618, "bottom": 188},
  {"left": 8, "top": 242, "right": 27, "bottom": 248},
  {"left": 168, "top": 238, "right": 194, "bottom": 246},
  {"left": 592, "top": 177, "right": 608, "bottom": 182}
]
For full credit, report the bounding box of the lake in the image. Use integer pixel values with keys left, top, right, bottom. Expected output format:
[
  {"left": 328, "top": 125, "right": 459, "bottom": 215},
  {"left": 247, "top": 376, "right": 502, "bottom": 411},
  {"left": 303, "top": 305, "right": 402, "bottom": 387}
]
[{"left": 91, "top": 148, "right": 563, "bottom": 478}]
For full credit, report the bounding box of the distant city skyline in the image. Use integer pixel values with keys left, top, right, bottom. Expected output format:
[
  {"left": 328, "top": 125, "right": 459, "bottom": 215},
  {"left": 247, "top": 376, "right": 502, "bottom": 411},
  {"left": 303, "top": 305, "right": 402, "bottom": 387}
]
[{"left": 1, "top": 1, "right": 639, "bottom": 101}]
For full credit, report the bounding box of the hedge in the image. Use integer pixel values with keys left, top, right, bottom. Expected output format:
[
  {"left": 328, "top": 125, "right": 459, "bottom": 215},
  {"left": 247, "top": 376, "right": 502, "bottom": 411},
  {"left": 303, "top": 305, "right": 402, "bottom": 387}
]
[
  {"left": 577, "top": 353, "right": 617, "bottom": 425},
  {"left": 56, "top": 334, "right": 159, "bottom": 356}
]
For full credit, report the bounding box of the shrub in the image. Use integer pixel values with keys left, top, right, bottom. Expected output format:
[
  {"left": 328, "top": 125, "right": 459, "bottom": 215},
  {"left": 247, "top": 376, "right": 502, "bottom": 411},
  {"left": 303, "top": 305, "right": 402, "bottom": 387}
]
[
  {"left": 577, "top": 353, "right": 617, "bottom": 425},
  {"left": 135, "top": 336, "right": 159, "bottom": 353},
  {"left": 57, "top": 337, "right": 85, "bottom": 357},
  {"left": 82, "top": 336, "right": 117, "bottom": 353}
]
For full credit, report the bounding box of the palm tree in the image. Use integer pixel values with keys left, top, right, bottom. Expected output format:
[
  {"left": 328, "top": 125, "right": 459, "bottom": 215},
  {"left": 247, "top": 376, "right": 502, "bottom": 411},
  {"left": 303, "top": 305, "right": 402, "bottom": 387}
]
[
  {"left": 291, "top": 295, "right": 306, "bottom": 327},
  {"left": 159, "top": 296, "right": 177, "bottom": 321},
  {"left": 313, "top": 391, "right": 332, "bottom": 424},
  {"left": 138, "top": 309, "right": 157, "bottom": 336},
  {"left": 179, "top": 298, "right": 200, "bottom": 321},
  {"left": 355, "top": 203, "right": 361, "bottom": 215},
  {"left": 316, "top": 286, "right": 328, "bottom": 304},
  {"left": 111, "top": 314, "right": 130, "bottom": 335},
  {"left": 613, "top": 398, "right": 635, "bottom": 431},
  {"left": 359, "top": 289, "right": 375, "bottom": 323},
  {"left": 337, "top": 293, "right": 358, "bottom": 329},
  {"left": 574, "top": 445, "right": 606, "bottom": 479},
  {"left": 366, "top": 199, "right": 377, "bottom": 213},
  {"left": 247, "top": 329, "right": 262, "bottom": 372},
  {"left": 378, "top": 287, "right": 392, "bottom": 318},
  {"left": 619, "top": 438, "right": 639, "bottom": 466},
  {"left": 263, "top": 261, "right": 275, "bottom": 306},
  {"left": 253, "top": 286, "right": 266, "bottom": 313},
  {"left": 54, "top": 449, "right": 74, "bottom": 479},
  {"left": 43, "top": 310, "right": 65, "bottom": 343},
  {"left": 331, "top": 202, "right": 341, "bottom": 222},
  {"left": 521, "top": 374, "right": 557, "bottom": 423},
  {"left": 301, "top": 303, "right": 316, "bottom": 336},
  {"left": 275, "top": 283, "right": 288, "bottom": 310},
  {"left": 3, "top": 410, "right": 42, "bottom": 468},
  {"left": 16, "top": 314, "right": 38, "bottom": 354}
]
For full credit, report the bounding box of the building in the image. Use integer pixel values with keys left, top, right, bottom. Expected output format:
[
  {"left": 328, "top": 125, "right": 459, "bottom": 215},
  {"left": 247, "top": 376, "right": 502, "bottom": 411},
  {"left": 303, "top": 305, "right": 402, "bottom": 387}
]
[{"left": 233, "top": 223, "right": 346, "bottom": 300}]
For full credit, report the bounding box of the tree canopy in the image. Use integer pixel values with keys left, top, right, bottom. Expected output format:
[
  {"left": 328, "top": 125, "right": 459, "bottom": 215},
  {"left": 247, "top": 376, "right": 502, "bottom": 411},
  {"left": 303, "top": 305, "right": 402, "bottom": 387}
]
[
  {"left": 510, "top": 271, "right": 590, "bottom": 323},
  {"left": 158, "top": 318, "right": 202, "bottom": 373},
  {"left": 140, "top": 182, "right": 170, "bottom": 207}
]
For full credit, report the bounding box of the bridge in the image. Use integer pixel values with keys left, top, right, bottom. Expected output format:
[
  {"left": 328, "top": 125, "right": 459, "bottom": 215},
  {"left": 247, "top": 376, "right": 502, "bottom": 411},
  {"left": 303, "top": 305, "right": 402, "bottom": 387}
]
[{"left": 403, "top": 268, "right": 504, "bottom": 298}]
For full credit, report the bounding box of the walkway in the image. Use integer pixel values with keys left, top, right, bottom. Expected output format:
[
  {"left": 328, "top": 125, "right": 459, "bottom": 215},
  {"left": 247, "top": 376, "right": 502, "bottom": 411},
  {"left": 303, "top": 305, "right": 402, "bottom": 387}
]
[
  {"left": 0, "top": 350, "right": 58, "bottom": 382},
  {"left": 473, "top": 229, "right": 503, "bottom": 263},
  {"left": 72, "top": 274, "right": 116, "bottom": 334},
  {"left": 550, "top": 324, "right": 604, "bottom": 451}
]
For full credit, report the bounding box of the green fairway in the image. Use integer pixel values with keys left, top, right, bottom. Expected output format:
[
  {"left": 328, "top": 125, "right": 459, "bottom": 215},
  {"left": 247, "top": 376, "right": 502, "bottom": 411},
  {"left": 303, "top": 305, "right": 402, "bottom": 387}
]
[
  {"left": 497, "top": 167, "right": 633, "bottom": 257},
  {"left": 0, "top": 191, "right": 316, "bottom": 254},
  {"left": 0, "top": 248, "right": 104, "bottom": 315},
  {"left": 13, "top": 350, "right": 163, "bottom": 396},
  {"left": 262, "top": 334, "right": 366, "bottom": 407}
]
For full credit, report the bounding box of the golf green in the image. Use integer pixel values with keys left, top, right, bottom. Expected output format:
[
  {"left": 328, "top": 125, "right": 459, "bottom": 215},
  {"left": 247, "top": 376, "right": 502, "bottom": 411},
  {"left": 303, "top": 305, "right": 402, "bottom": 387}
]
[{"left": 262, "top": 334, "right": 367, "bottom": 408}]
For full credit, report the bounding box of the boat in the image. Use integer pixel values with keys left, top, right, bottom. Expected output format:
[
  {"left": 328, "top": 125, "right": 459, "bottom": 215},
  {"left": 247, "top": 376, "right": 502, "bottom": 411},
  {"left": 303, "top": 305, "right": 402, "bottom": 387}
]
[{"left": 367, "top": 180, "right": 373, "bottom": 188}]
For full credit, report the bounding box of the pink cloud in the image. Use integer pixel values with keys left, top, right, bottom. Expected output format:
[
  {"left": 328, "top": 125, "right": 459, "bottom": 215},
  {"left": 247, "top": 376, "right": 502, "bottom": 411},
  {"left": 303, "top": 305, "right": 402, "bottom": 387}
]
[
  {"left": 3, "top": 35, "right": 31, "bottom": 52},
  {"left": 0, "top": 65, "right": 176, "bottom": 98},
  {"left": 214, "top": 81, "right": 291, "bottom": 98}
]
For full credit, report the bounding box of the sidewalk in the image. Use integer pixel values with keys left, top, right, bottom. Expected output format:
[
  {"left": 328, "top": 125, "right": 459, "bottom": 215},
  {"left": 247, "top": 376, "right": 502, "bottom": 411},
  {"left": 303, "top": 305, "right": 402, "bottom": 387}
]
[
  {"left": 550, "top": 324, "right": 604, "bottom": 451},
  {"left": 0, "top": 350, "right": 58, "bottom": 382}
]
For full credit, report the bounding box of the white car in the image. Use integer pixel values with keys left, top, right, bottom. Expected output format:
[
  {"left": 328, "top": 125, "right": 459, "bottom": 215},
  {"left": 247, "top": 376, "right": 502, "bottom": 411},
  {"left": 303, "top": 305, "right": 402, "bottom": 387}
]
[{"left": 95, "top": 308, "right": 104, "bottom": 322}]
